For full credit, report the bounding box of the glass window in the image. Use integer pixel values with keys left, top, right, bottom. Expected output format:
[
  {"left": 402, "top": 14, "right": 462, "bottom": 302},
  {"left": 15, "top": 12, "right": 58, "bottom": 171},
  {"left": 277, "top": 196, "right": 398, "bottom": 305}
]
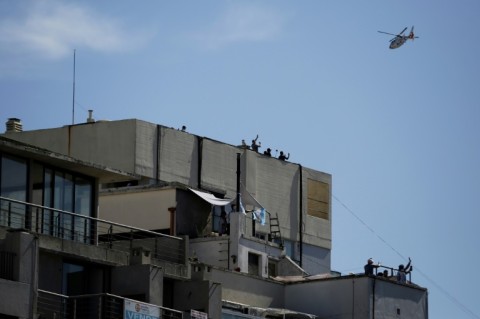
[
  {"left": 0, "top": 152, "right": 95, "bottom": 242},
  {"left": 54, "top": 172, "right": 74, "bottom": 239},
  {"left": 75, "top": 177, "right": 93, "bottom": 243},
  {"left": 0, "top": 154, "right": 27, "bottom": 228},
  {"left": 41, "top": 167, "right": 94, "bottom": 241},
  {"left": 62, "top": 262, "right": 85, "bottom": 295}
]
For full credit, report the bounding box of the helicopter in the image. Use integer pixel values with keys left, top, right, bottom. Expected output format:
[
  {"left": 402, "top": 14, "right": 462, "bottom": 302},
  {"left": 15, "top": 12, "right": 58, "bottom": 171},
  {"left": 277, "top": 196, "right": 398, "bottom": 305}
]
[{"left": 378, "top": 26, "right": 419, "bottom": 49}]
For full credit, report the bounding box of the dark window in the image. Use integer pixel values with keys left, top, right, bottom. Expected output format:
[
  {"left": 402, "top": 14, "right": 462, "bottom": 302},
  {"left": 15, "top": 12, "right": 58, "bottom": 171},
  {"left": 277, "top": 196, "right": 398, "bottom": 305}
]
[
  {"left": 248, "top": 252, "right": 260, "bottom": 276},
  {"left": 0, "top": 154, "right": 27, "bottom": 228}
]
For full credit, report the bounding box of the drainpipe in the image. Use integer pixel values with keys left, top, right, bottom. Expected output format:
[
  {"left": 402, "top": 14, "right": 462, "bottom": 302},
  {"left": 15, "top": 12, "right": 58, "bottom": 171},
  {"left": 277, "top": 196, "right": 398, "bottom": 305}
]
[
  {"left": 168, "top": 207, "right": 176, "bottom": 236},
  {"left": 352, "top": 278, "right": 355, "bottom": 319},
  {"left": 197, "top": 137, "right": 203, "bottom": 189},
  {"left": 372, "top": 277, "right": 376, "bottom": 319},
  {"left": 156, "top": 125, "right": 161, "bottom": 182},
  {"left": 236, "top": 153, "right": 240, "bottom": 211},
  {"left": 299, "top": 165, "right": 303, "bottom": 267}
]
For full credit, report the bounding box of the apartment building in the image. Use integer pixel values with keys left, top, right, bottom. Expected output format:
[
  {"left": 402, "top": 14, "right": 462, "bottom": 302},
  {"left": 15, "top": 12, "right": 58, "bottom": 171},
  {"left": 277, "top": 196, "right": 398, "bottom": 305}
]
[{"left": 1, "top": 118, "right": 428, "bottom": 319}]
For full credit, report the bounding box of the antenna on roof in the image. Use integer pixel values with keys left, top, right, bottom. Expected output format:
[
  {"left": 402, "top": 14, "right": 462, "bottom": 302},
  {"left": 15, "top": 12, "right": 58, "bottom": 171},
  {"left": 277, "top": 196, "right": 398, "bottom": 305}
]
[{"left": 72, "top": 49, "right": 76, "bottom": 125}]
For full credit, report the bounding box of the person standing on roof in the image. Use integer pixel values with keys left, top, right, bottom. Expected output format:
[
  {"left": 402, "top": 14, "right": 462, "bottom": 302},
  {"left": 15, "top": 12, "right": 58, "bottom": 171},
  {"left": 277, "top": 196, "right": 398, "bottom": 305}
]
[
  {"left": 364, "top": 258, "right": 380, "bottom": 276},
  {"left": 278, "top": 151, "right": 289, "bottom": 161},
  {"left": 251, "top": 135, "right": 261, "bottom": 152},
  {"left": 396, "top": 258, "right": 412, "bottom": 283}
]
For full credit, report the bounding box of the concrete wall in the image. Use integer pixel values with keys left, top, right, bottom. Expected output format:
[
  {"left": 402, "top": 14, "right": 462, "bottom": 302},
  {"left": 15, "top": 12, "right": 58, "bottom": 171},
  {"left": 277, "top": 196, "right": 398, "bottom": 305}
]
[
  {"left": 209, "top": 268, "right": 285, "bottom": 309},
  {"left": 285, "top": 276, "right": 370, "bottom": 318},
  {"left": 158, "top": 126, "right": 199, "bottom": 186},
  {"left": 38, "top": 233, "right": 130, "bottom": 265},
  {"left": 0, "top": 231, "right": 38, "bottom": 319},
  {"left": 99, "top": 187, "right": 176, "bottom": 231},
  {"left": 374, "top": 279, "right": 428, "bottom": 319},
  {"left": 176, "top": 188, "right": 213, "bottom": 238},
  {"left": 189, "top": 233, "right": 286, "bottom": 277},
  {"left": 201, "top": 138, "right": 239, "bottom": 196},
  {"left": 174, "top": 280, "right": 222, "bottom": 318},
  {"left": 302, "top": 242, "right": 331, "bottom": 275},
  {"left": 0, "top": 279, "right": 31, "bottom": 318},
  {"left": 190, "top": 237, "right": 230, "bottom": 269},
  {"left": 111, "top": 264, "right": 164, "bottom": 305},
  {"left": 284, "top": 276, "right": 428, "bottom": 319},
  {"left": 4, "top": 120, "right": 139, "bottom": 173}
]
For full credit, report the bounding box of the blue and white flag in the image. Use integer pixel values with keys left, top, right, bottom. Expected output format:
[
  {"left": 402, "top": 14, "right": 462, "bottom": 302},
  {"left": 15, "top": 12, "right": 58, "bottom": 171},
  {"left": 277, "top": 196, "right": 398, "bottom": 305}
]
[
  {"left": 253, "top": 208, "right": 266, "bottom": 225},
  {"left": 239, "top": 195, "right": 246, "bottom": 215}
]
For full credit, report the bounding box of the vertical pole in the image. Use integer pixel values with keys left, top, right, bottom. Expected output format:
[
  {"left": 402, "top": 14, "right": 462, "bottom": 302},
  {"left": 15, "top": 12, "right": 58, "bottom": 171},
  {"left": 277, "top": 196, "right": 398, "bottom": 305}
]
[
  {"left": 236, "top": 153, "right": 240, "bottom": 211},
  {"left": 299, "top": 164, "right": 303, "bottom": 267},
  {"left": 233, "top": 153, "right": 241, "bottom": 271},
  {"left": 72, "top": 49, "right": 76, "bottom": 125},
  {"left": 168, "top": 207, "right": 176, "bottom": 236}
]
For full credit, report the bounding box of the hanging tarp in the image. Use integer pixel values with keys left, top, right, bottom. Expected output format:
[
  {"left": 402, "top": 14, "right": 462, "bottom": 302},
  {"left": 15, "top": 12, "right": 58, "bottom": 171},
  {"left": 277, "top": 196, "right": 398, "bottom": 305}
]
[
  {"left": 241, "top": 184, "right": 264, "bottom": 209},
  {"left": 189, "top": 188, "right": 234, "bottom": 206}
]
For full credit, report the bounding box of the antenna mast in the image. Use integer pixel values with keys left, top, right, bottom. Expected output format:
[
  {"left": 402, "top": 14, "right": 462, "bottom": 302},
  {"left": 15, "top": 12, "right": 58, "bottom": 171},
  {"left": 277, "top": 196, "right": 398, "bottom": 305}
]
[{"left": 72, "top": 49, "right": 76, "bottom": 125}]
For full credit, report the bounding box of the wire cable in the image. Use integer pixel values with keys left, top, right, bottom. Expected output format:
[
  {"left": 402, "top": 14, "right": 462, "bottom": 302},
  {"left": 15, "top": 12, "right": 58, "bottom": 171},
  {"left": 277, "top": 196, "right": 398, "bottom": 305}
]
[{"left": 333, "top": 194, "right": 480, "bottom": 319}]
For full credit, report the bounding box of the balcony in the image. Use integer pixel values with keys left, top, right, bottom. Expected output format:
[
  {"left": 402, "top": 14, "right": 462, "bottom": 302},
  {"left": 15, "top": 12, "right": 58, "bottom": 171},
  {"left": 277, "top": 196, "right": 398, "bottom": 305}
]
[
  {"left": 37, "top": 290, "right": 184, "bottom": 319},
  {"left": 0, "top": 196, "right": 188, "bottom": 278}
]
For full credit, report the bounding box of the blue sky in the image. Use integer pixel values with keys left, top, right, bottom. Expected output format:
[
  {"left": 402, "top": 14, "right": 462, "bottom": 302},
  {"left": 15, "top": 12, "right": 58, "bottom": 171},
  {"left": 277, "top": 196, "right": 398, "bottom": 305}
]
[{"left": 1, "top": 1, "right": 479, "bottom": 318}]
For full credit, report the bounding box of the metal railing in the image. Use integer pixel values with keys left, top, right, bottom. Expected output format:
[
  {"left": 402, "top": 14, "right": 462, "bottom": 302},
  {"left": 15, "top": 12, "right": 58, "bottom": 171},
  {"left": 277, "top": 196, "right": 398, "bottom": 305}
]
[
  {"left": 0, "top": 196, "right": 187, "bottom": 274},
  {"left": 37, "top": 289, "right": 184, "bottom": 319},
  {"left": 374, "top": 265, "right": 413, "bottom": 283}
]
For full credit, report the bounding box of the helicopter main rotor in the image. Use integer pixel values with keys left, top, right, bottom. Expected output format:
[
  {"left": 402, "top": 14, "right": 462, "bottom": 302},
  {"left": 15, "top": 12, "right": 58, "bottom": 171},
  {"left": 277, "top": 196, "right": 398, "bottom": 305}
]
[{"left": 377, "top": 27, "right": 408, "bottom": 38}]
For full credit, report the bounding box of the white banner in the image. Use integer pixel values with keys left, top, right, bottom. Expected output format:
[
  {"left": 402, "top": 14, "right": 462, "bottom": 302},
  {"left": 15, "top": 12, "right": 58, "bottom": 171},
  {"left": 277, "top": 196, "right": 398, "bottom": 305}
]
[
  {"left": 189, "top": 188, "right": 234, "bottom": 206},
  {"left": 191, "top": 309, "right": 208, "bottom": 319},
  {"left": 124, "top": 299, "right": 160, "bottom": 319}
]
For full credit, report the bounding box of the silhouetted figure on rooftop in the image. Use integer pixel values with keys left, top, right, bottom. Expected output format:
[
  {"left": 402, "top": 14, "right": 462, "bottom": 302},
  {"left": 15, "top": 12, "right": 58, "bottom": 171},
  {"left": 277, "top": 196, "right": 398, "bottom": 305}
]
[
  {"left": 396, "top": 258, "right": 412, "bottom": 283},
  {"left": 364, "top": 258, "right": 380, "bottom": 276},
  {"left": 264, "top": 148, "right": 272, "bottom": 156},
  {"left": 278, "top": 151, "right": 289, "bottom": 161},
  {"left": 251, "top": 135, "right": 261, "bottom": 152}
]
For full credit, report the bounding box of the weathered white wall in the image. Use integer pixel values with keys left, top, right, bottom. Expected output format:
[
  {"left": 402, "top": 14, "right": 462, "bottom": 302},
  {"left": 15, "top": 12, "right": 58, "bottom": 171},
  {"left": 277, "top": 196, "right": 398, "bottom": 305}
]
[
  {"left": 158, "top": 126, "right": 199, "bottom": 185},
  {"left": 210, "top": 268, "right": 285, "bottom": 309},
  {"left": 99, "top": 187, "right": 176, "bottom": 231},
  {"left": 201, "top": 138, "right": 239, "bottom": 197},
  {"left": 190, "top": 237, "right": 230, "bottom": 269},
  {"left": 3, "top": 120, "right": 140, "bottom": 173},
  {"left": 284, "top": 276, "right": 428, "bottom": 319},
  {"left": 285, "top": 276, "right": 370, "bottom": 318},
  {"left": 374, "top": 279, "right": 428, "bottom": 319}
]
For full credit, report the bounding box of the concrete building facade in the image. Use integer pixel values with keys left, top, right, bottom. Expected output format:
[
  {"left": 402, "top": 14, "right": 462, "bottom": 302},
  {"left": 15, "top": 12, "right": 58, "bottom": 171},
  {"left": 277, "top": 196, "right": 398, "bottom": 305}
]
[
  {"left": 0, "top": 119, "right": 429, "bottom": 319},
  {"left": 4, "top": 119, "right": 332, "bottom": 275}
]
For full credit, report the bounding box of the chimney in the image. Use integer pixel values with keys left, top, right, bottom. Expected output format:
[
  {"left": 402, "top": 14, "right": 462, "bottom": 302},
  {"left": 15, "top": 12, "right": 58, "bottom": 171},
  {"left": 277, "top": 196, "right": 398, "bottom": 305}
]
[
  {"left": 86, "top": 110, "right": 95, "bottom": 123},
  {"left": 5, "top": 118, "right": 23, "bottom": 133}
]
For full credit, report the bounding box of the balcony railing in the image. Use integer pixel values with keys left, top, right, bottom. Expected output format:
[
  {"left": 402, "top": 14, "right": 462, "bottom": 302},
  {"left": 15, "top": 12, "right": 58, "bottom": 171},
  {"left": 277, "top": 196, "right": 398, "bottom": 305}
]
[
  {"left": 0, "top": 196, "right": 187, "bottom": 276},
  {"left": 37, "top": 289, "right": 184, "bottom": 319},
  {"left": 373, "top": 265, "right": 413, "bottom": 283}
]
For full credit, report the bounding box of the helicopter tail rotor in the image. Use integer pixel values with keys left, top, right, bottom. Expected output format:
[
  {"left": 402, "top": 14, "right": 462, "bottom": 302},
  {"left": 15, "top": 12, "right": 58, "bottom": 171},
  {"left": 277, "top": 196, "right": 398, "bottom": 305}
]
[{"left": 408, "top": 26, "right": 419, "bottom": 40}]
